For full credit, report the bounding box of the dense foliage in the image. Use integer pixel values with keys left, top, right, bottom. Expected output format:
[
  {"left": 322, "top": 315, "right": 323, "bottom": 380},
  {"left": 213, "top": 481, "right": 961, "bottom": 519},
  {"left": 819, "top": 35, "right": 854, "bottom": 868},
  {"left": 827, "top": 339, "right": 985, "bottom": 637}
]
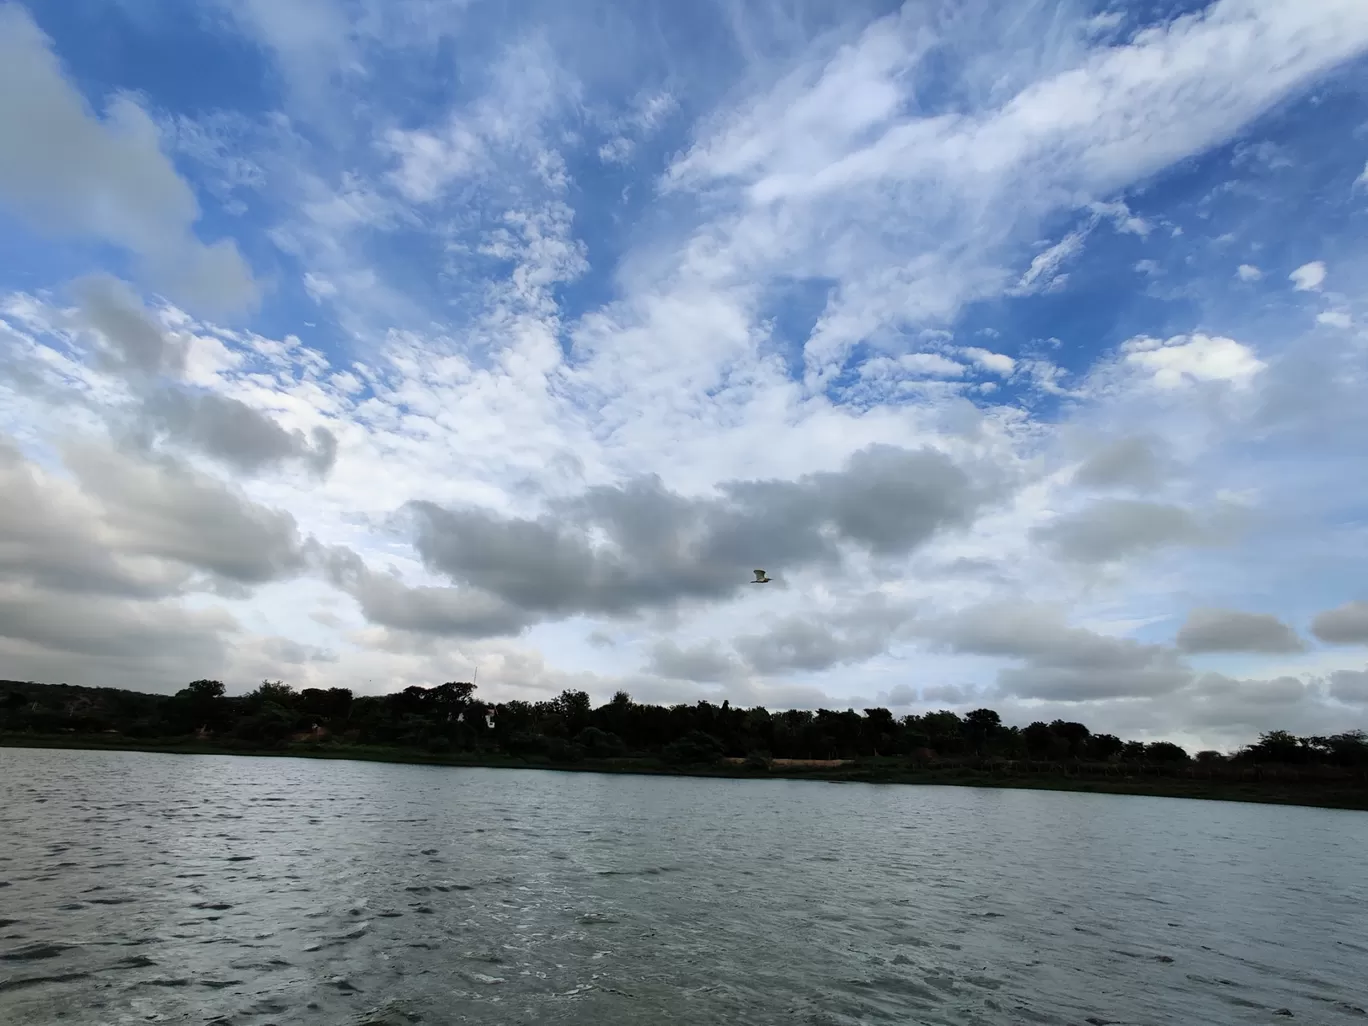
[{"left": 3, "top": 677, "right": 1366, "bottom": 772}]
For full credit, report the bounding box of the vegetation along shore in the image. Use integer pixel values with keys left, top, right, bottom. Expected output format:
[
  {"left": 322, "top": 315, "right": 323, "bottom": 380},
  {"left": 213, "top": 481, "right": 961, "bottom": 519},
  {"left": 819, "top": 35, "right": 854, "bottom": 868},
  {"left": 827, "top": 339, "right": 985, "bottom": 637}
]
[{"left": 3, "top": 678, "right": 1366, "bottom": 812}]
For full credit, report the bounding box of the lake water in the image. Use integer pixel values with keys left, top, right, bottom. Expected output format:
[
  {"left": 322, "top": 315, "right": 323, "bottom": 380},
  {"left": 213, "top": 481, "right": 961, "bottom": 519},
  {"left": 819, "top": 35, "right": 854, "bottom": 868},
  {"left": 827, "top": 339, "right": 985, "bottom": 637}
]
[{"left": 1, "top": 748, "right": 1365, "bottom": 1025}]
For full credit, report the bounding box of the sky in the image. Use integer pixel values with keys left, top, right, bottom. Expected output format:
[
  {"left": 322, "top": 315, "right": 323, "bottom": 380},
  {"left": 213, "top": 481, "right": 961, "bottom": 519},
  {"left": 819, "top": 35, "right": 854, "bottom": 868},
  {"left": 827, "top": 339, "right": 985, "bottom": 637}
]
[{"left": 1, "top": 0, "right": 1367, "bottom": 752}]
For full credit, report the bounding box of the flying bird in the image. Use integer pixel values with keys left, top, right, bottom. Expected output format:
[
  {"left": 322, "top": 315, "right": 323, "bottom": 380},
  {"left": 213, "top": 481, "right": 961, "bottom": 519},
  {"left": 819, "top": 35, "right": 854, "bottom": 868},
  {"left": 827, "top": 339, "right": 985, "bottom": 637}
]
[{"left": 751, "top": 569, "right": 772, "bottom": 584}]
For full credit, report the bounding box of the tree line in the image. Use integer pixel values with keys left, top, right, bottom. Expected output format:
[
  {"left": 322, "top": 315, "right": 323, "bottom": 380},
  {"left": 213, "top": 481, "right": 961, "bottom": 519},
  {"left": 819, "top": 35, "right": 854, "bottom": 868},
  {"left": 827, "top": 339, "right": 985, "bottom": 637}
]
[{"left": 2, "top": 677, "right": 1365, "bottom": 771}]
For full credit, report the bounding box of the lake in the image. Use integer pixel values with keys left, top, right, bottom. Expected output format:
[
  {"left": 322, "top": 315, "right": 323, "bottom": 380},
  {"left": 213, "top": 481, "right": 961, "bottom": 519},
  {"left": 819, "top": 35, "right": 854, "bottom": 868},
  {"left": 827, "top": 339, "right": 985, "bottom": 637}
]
[{"left": 1, "top": 748, "right": 1365, "bottom": 1025}]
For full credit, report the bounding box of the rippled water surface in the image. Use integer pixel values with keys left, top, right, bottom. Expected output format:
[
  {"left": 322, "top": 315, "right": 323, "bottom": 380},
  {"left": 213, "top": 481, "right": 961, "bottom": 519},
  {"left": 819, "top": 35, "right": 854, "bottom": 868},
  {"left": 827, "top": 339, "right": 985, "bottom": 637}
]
[{"left": 2, "top": 749, "right": 1366, "bottom": 1025}]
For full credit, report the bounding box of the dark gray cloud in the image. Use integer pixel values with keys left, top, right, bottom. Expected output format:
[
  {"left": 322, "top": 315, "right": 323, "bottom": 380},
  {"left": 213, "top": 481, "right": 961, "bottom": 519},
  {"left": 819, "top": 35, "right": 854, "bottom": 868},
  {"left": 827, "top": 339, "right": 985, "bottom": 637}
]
[
  {"left": 919, "top": 683, "right": 980, "bottom": 705},
  {"left": 68, "top": 275, "right": 338, "bottom": 476},
  {"left": 0, "top": 586, "right": 235, "bottom": 663},
  {"left": 886, "top": 683, "right": 918, "bottom": 707},
  {"left": 922, "top": 601, "right": 1192, "bottom": 702},
  {"left": 140, "top": 389, "right": 339, "bottom": 475},
  {"left": 1033, "top": 499, "right": 1211, "bottom": 563},
  {"left": 65, "top": 443, "right": 306, "bottom": 585},
  {"left": 73, "top": 274, "right": 187, "bottom": 378},
  {"left": 0, "top": 439, "right": 189, "bottom": 598},
  {"left": 407, "top": 444, "right": 991, "bottom": 626},
  {"left": 647, "top": 640, "right": 743, "bottom": 682},
  {"left": 1072, "top": 435, "right": 1168, "bottom": 491},
  {"left": 732, "top": 600, "right": 911, "bottom": 676},
  {"left": 0, "top": 437, "right": 307, "bottom": 597},
  {"left": 1310, "top": 600, "right": 1368, "bottom": 645},
  {"left": 1328, "top": 668, "right": 1368, "bottom": 704},
  {"left": 1175, "top": 607, "right": 1306, "bottom": 654},
  {"left": 315, "top": 544, "right": 529, "bottom": 638}
]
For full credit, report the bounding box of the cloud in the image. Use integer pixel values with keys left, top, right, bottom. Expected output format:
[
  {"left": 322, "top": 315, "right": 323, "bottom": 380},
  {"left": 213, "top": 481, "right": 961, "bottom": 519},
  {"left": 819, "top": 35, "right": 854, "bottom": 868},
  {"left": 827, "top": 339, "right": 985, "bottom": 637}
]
[
  {"left": 1009, "top": 231, "right": 1086, "bottom": 295},
  {"left": 1316, "top": 310, "right": 1352, "bottom": 329},
  {"left": 1236, "top": 263, "right": 1263, "bottom": 281},
  {"left": 1175, "top": 608, "right": 1306, "bottom": 654},
  {"left": 1289, "top": 260, "right": 1327, "bottom": 291},
  {"left": 0, "top": 5, "right": 257, "bottom": 316},
  {"left": 1328, "top": 668, "right": 1368, "bottom": 703},
  {"left": 886, "top": 683, "right": 917, "bottom": 707},
  {"left": 1071, "top": 436, "right": 1167, "bottom": 491},
  {"left": 1032, "top": 499, "right": 1217, "bottom": 564},
  {"left": 647, "top": 639, "right": 743, "bottom": 682},
  {"left": 72, "top": 274, "right": 188, "bottom": 379},
  {"left": 1310, "top": 600, "right": 1368, "bottom": 645},
  {"left": 960, "top": 347, "right": 1016, "bottom": 376},
  {"left": 52, "top": 276, "right": 340, "bottom": 475},
  {"left": 315, "top": 545, "right": 529, "bottom": 640},
  {"left": 921, "top": 601, "right": 1192, "bottom": 702},
  {"left": 0, "top": 436, "right": 309, "bottom": 596},
  {"left": 405, "top": 444, "right": 994, "bottom": 628},
  {"left": 138, "top": 390, "right": 338, "bottom": 476},
  {"left": 732, "top": 601, "right": 910, "bottom": 676},
  {"left": 1120, "top": 334, "right": 1266, "bottom": 389},
  {"left": 62, "top": 442, "right": 309, "bottom": 586}
]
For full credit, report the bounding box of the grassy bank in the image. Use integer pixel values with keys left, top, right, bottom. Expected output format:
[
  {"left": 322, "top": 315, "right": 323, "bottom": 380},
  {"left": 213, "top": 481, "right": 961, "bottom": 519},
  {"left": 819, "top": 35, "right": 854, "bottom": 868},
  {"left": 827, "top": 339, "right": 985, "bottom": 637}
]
[{"left": 5, "top": 732, "right": 1366, "bottom": 811}]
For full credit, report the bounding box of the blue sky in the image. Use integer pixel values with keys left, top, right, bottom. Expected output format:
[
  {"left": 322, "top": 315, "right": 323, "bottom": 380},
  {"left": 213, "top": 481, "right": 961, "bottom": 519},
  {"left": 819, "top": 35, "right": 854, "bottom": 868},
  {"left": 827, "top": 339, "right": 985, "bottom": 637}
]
[{"left": 2, "top": 0, "right": 1367, "bottom": 750}]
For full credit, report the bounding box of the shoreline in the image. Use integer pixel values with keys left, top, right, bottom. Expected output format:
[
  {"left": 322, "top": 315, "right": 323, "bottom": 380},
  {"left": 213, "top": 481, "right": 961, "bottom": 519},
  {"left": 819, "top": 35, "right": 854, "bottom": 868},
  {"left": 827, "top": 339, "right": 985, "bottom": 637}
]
[{"left": 5, "top": 734, "right": 1366, "bottom": 812}]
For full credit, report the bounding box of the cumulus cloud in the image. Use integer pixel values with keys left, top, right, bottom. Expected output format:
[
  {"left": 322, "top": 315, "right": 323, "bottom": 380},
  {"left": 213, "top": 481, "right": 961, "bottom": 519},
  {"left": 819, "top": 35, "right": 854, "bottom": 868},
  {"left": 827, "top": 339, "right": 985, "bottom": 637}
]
[
  {"left": 1120, "top": 334, "right": 1266, "bottom": 389},
  {"left": 60, "top": 276, "right": 338, "bottom": 475},
  {"left": 1311, "top": 600, "right": 1368, "bottom": 645},
  {"left": 1236, "top": 263, "right": 1263, "bottom": 281},
  {"left": 732, "top": 600, "right": 911, "bottom": 676},
  {"left": 0, "top": 432, "right": 323, "bottom": 692},
  {"left": 1032, "top": 499, "right": 1218, "bottom": 564},
  {"left": 138, "top": 390, "right": 338, "bottom": 476},
  {"left": 920, "top": 601, "right": 1192, "bottom": 702},
  {"left": 1289, "top": 261, "right": 1327, "bottom": 291},
  {"left": 0, "top": 436, "right": 307, "bottom": 596},
  {"left": 1328, "top": 668, "right": 1368, "bottom": 703},
  {"left": 647, "top": 639, "right": 743, "bottom": 682},
  {"left": 1175, "top": 608, "right": 1306, "bottom": 654},
  {"left": 1071, "top": 436, "right": 1168, "bottom": 491},
  {"left": 0, "top": 5, "right": 257, "bottom": 316},
  {"left": 405, "top": 444, "right": 994, "bottom": 627}
]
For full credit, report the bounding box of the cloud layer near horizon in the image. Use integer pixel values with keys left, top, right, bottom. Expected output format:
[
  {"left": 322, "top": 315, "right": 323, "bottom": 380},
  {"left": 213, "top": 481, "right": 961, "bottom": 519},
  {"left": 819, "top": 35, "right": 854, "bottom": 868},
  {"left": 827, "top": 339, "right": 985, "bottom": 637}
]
[{"left": 1, "top": 0, "right": 1367, "bottom": 752}]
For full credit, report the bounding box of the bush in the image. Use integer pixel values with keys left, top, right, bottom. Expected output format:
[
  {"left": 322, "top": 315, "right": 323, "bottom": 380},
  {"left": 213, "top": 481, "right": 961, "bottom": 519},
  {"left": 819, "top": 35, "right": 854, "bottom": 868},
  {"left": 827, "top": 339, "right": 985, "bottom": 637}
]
[
  {"left": 662, "top": 731, "right": 724, "bottom": 767},
  {"left": 574, "top": 727, "right": 627, "bottom": 758}
]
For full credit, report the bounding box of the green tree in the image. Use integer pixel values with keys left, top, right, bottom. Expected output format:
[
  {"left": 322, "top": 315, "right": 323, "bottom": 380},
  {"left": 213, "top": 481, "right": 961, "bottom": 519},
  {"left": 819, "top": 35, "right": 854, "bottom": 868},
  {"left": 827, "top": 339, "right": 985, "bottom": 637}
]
[
  {"left": 1144, "top": 741, "right": 1190, "bottom": 763},
  {"left": 662, "top": 730, "right": 724, "bottom": 767},
  {"left": 1084, "top": 733, "right": 1124, "bottom": 762},
  {"left": 1022, "top": 721, "right": 1056, "bottom": 758},
  {"left": 554, "top": 689, "right": 592, "bottom": 735}
]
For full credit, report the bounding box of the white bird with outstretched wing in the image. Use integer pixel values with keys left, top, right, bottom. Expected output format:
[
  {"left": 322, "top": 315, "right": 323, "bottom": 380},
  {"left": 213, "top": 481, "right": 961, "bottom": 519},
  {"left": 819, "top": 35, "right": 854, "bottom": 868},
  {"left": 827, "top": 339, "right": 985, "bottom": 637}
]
[{"left": 751, "top": 569, "right": 772, "bottom": 584}]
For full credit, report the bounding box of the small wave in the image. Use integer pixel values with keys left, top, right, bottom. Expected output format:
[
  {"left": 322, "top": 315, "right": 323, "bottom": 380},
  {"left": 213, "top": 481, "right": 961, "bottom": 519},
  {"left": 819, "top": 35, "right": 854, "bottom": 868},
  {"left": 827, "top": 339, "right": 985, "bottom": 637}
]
[
  {"left": 0, "top": 970, "right": 91, "bottom": 992},
  {"left": 1, "top": 941, "right": 76, "bottom": 961}
]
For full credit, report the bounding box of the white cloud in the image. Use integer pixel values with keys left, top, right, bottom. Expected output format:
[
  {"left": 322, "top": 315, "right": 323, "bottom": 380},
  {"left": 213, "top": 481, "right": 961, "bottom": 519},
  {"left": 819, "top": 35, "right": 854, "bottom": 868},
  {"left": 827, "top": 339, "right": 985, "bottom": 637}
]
[
  {"left": 1120, "top": 333, "right": 1266, "bottom": 389},
  {"left": 1316, "top": 310, "right": 1353, "bottom": 328},
  {"left": 1009, "top": 232, "right": 1085, "bottom": 295},
  {"left": 1236, "top": 263, "right": 1263, "bottom": 281},
  {"left": 0, "top": 5, "right": 257, "bottom": 316},
  {"left": 960, "top": 347, "right": 1016, "bottom": 377},
  {"left": 303, "top": 272, "right": 339, "bottom": 302},
  {"left": 1289, "top": 260, "right": 1327, "bottom": 291}
]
